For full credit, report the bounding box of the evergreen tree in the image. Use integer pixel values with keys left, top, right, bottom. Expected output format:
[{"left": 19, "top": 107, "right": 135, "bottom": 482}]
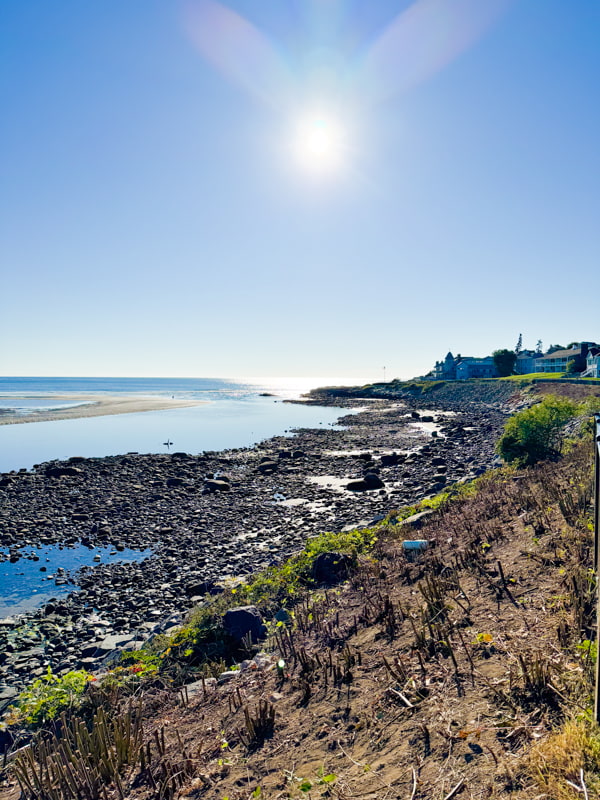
[{"left": 515, "top": 333, "right": 523, "bottom": 355}]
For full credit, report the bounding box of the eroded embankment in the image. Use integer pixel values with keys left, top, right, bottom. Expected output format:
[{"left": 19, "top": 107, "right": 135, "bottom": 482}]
[{"left": 2, "top": 432, "right": 596, "bottom": 800}]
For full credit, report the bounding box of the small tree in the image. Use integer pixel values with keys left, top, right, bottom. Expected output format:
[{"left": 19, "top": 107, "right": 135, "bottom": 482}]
[
  {"left": 496, "top": 396, "right": 579, "bottom": 466},
  {"left": 492, "top": 349, "right": 517, "bottom": 377}
]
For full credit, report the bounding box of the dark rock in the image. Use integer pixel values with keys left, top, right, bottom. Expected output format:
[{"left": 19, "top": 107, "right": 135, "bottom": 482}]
[
  {"left": 45, "top": 466, "right": 82, "bottom": 478},
  {"left": 223, "top": 606, "right": 266, "bottom": 644},
  {"left": 204, "top": 479, "right": 231, "bottom": 493},
  {"left": 166, "top": 477, "right": 185, "bottom": 488},
  {"left": 346, "top": 479, "right": 369, "bottom": 492},
  {"left": 184, "top": 579, "right": 219, "bottom": 597},
  {"left": 311, "top": 552, "right": 353, "bottom": 584},
  {"left": 364, "top": 472, "right": 384, "bottom": 489},
  {"left": 258, "top": 461, "right": 278, "bottom": 474},
  {"left": 346, "top": 473, "right": 384, "bottom": 491},
  {"left": 381, "top": 453, "right": 403, "bottom": 466}
]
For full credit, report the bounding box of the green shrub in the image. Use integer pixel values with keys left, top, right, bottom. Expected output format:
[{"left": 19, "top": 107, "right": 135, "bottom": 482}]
[
  {"left": 496, "top": 396, "right": 579, "bottom": 466},
  {"left": 6, "top": 667, "right": 91, "bottom": 728}
]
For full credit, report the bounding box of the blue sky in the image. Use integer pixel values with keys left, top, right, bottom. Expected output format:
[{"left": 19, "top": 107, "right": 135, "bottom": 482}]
[{"left": 1, "top": 0, "right": 599, "bottom": 381}]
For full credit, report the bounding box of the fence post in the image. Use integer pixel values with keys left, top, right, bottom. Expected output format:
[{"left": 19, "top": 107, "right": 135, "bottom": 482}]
[{"left": 594, "top": 415, "right": 600, "bottom": 723}]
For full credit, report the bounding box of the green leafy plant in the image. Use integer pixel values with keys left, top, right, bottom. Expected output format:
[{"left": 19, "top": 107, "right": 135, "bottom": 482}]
[
  {"left": 576, "top": 639, "right": 597, "bottom": 663},
  {"left": 7, "top": 666, "right": 91, "bottom": 728},
  {"left": 496, "top": 395, "right": 579, "bottom": 466}
]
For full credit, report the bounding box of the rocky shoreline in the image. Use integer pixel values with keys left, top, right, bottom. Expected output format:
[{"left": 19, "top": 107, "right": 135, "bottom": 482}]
[{"left": 0, "top": 381, "right": 520, "bottom": 707}]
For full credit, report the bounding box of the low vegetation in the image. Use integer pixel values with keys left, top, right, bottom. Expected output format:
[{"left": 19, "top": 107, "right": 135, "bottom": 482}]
[
  {"left": 4, "top": 668, "right": 92, "bottom": 730},
  {"left": 496, "top": 394, "right": 600, "bottom": 466}
]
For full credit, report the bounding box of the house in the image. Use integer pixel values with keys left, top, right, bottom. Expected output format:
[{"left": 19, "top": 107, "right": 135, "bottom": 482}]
[
  {"left": 515, "top": 349, "right": 544, "bottom": 375},
  {"left": 455, "top": 357, "right": 498, "bottom": 380},
  {"left": 431, "top": 352, "right": 498, "bottom": 380},
  {"left": 432, "top": 352, "right": 457, "bottom": 380},
  {"left": 535, "top": 342, "right": 597, "bottom": 373},
  {"left": 583, "top": 347, "right": 600, "bottom": 378}
]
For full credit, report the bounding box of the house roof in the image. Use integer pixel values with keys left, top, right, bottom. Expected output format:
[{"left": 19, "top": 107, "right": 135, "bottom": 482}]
[{"left": 539, "top": 347, "right": 582, "bottom": 360}]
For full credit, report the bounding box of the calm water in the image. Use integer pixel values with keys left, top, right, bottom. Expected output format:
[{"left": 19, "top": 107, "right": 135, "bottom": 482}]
[
  {"left": 0, "top": 376, "right": 352, "bottom": 473},
  {"left": 0, "top": 544, "right": 153, "bottom": 619}
]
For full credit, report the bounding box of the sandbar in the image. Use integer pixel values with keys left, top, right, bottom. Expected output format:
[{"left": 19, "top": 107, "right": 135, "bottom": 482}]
[{"left": 0, "top": 394, "right": 206, "bottom": 426}]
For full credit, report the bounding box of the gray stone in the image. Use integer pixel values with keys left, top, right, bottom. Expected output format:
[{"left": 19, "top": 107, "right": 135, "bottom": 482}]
[{"left": 399, "top": 510, "right": 434, "bottom": 529}]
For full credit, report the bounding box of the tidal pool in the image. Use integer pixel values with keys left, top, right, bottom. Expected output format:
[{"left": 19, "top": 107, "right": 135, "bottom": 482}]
[{"left": 0, "top": 543, "right": 152, "bottom": 619}]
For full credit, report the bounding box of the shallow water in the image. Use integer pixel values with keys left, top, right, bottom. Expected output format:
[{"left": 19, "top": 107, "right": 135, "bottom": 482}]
[
  {"left": 0, "top": 397, "right": 347, "bottom": 473},
  {"left": 0, "top": 544, "right": 152, "bottom": 619}
]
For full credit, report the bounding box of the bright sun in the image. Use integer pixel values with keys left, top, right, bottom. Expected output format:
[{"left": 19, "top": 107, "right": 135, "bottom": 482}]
[{"left": 292, "top": 114, "right": 345, "bottom": 174}]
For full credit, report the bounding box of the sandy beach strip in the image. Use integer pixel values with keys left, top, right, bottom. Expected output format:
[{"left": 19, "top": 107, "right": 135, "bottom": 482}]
[{"left": 0, "top": 395, "right": 207, "bottom": 426}]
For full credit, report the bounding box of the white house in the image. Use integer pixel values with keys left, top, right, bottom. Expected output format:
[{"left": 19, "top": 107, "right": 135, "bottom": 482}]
[{"left": 583, "top": 347, "right": 600, "bottom": 378}]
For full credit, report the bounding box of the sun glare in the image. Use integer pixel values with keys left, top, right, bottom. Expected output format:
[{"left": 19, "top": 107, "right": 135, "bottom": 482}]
[{"left": 292, "top": 114, "right": 346, "bottom": 174}]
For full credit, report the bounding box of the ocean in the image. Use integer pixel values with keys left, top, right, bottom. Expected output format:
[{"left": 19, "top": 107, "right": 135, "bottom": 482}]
[
  {"left": 0, "top": 376, "right": 355, "bottom": 617},
  {"left": 0, "top": 376, "right": 353, "bottom": 474}
]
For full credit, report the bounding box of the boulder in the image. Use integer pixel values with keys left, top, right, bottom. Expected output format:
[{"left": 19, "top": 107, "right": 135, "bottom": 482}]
[
  {"left": 399, "top": 510, "right": 434, "bottom": 529},
  {"left": 311, "top": 552, "right": 353, "bottom": 584},
  {"left": 346, "top": 479, "right": 369, "bottom": 492},
  {"left": 204, "top": 479, "right": 231, "bottom": 493},
  {"left": 258, "top": 461, "right": 278, "bottom": 474},
  {"left": 363, "top": 472, "right": 384, "bottom": 489},
  {"left": 184, "top": 579, "right": 219, "bottom": 597},
  {"left": 223, "top": 606, "right": 266, "bottom": 644},
  {"left": 45, "top": 466, "right": 82, "bottom": 478},
  {"left": 381, "top": 453, "right": 403, "bottom": 466}
]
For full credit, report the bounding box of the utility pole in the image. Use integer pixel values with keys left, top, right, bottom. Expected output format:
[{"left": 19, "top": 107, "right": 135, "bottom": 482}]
[{"left": 594, "top": 415, "right": 600, "bottom": 722}]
